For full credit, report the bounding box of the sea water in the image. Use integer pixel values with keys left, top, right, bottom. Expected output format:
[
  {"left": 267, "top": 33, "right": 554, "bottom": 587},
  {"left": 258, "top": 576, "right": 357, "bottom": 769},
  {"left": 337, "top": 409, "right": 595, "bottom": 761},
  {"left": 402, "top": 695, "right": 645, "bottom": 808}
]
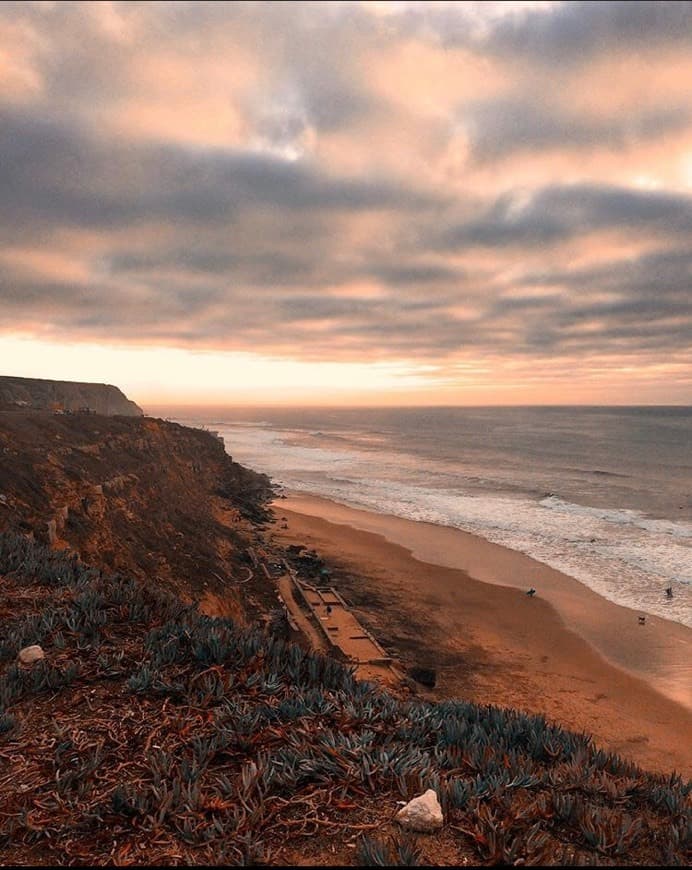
[{"left": 174, "top": 406, "right": 691, "bottom": 628}]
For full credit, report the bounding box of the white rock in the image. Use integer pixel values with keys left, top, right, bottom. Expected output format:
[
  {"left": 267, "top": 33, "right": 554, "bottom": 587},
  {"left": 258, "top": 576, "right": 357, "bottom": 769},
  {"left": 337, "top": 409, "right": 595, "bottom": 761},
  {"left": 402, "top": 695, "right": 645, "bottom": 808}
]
[
  {"left": 18, "top": 645, "right": 45, "bottom": 665},
  {"left": 395, "top": 789, "right": 443, "bottom": 832}
]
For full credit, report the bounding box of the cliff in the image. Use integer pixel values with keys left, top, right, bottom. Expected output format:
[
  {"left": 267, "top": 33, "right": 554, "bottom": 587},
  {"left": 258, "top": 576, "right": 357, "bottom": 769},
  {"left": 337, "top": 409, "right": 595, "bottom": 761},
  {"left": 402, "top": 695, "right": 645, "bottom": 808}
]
[
  {"left": 0, "top": 375, "right": 143, "bottom": 416},
  {"left": 0, "top": 410, "right": 274, "bottom": 620}
]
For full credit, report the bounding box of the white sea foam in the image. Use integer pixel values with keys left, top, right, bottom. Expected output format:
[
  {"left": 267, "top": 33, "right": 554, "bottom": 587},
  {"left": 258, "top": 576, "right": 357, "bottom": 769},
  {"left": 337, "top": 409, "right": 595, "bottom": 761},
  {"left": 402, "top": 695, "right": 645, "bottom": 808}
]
[
  {"left": 300, "top": 478, "right": 692, "bottom": 627},
  {"left": 539, "top": 495, "right": 692, "bottom": 539},
  {"left": 205, "top": 419, "right": 692, "bottom": 628}
]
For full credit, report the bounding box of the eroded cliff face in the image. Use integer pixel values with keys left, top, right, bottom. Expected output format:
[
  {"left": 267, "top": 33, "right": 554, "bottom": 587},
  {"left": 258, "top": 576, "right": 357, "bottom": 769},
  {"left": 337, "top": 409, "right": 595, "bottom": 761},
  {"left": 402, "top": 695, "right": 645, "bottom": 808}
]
[
  {"left": 0, "top": 376, "right": 143, "bottom": 416},
  {"left": 0, "top": 411, "right": 275, "bottom": 620}
]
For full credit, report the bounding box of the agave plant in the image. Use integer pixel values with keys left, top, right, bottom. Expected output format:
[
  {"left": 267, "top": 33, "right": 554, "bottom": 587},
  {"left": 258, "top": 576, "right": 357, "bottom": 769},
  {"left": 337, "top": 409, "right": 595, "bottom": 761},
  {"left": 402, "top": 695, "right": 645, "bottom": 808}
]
[
  {"left": 356, "top": 835, "right": 391, "bottom": 866},
  {"left": 0, "top": 711, "right": 16, "bottom": 735}
]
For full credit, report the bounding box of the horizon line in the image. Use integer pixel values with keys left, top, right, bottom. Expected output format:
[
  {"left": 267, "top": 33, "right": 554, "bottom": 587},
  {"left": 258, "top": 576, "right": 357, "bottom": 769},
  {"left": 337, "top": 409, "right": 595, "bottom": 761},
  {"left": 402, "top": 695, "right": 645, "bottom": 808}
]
[{"left": 141, "top": 401, "right": 692, "bottom": 410}]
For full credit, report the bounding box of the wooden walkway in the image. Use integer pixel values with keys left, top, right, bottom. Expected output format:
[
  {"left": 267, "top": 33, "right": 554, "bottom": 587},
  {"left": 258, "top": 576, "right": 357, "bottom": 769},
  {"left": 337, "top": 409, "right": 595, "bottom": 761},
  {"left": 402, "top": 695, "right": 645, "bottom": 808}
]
[
  {"left": 287, "top": 576, "right": 393, "bottom": 667},
  {"left": 249, "top": 543, "right": 401, "bottom": 686},
  {"left": 276, "top": 574, "right": 326, "bottom": 652}
]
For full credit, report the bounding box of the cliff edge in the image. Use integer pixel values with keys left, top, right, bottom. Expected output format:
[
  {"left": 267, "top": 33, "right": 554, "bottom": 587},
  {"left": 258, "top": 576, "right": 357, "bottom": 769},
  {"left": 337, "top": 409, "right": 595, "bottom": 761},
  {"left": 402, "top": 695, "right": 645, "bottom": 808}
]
[
  {"left": 0, "top": 410, "right": 274, "bottom": 620},
  {"left": 0, "top": 375, "right": 143, "bottom": 416}
]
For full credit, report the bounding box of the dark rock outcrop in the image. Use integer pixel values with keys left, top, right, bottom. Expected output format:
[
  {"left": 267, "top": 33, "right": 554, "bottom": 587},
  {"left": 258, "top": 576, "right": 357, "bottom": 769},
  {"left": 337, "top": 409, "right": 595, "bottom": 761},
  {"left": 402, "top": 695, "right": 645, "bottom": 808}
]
[{"left": 0, "top": 376, "right": 143, "bottom": 416}]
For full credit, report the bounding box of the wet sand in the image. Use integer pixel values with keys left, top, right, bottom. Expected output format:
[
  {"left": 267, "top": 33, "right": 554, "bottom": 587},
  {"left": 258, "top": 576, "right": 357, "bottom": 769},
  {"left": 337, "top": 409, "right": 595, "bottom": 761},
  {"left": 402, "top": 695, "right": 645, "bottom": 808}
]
[{"left": 270, "top": 493, "right": 692, "bottom": 778}]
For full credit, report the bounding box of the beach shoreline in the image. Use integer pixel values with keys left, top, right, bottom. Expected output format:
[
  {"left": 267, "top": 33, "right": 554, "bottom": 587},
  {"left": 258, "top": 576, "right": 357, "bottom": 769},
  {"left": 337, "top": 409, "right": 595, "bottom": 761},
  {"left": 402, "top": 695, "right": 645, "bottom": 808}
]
[{"left": 269, "top": 492, "right": 691, "bottom": 778}]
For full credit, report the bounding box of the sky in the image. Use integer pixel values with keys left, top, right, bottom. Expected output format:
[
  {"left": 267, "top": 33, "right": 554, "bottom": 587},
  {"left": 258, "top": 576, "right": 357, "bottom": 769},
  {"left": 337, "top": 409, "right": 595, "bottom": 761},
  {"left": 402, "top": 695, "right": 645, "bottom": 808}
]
[{"left": 1, "top": 0, "right": 691, "bottom": 407}]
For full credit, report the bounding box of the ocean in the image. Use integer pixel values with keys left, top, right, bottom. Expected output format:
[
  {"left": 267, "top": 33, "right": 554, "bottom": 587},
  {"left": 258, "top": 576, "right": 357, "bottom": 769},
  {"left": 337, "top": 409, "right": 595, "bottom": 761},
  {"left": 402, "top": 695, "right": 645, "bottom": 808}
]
[{"left": 172, "top": 406, "right": 691, "bottom": 628}]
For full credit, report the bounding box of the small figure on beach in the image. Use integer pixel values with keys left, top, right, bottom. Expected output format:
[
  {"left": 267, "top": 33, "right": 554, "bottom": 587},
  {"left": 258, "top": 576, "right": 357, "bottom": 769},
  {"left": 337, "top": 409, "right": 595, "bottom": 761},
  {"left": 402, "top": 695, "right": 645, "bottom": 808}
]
[
  {"left": 638, "top": 615, "right": 646, "bottom": 625},
  {"left": 665, "top": 586, "right": 673, "bottom": 598},
  {"left": 526, "top": 588, "right": 536, "bottom": 597}
]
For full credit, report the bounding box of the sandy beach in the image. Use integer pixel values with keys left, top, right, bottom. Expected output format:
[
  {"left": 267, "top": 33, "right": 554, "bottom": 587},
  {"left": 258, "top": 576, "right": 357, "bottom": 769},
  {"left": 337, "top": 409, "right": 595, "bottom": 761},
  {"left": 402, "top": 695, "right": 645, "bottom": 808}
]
[{"left": 270, "top": 493, "right": 691, "bottom": 778}]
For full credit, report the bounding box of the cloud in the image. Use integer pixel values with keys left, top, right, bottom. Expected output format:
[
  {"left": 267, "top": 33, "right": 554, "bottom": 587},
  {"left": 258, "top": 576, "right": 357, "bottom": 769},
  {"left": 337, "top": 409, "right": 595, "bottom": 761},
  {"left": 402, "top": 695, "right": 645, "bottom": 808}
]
[
  {"left": 404, "top": 1, "right": 692, "bottom": 61},
  {"left": 0, "top": 106, "right": 435, "bottom": 234},
  {"left": 483, "top": 244, "right": 692, "bottom": 354},
  {"left": 433, "top": 184, "right": 692, "bottom": 249},
  {"left": 486, "top": 1, "right": 692, "bottom": 63},
  {"left": 462, "top": 98, "right": 691, "bottom": 162},
  {"left": 0, "top": 1, "right": 690, "bottom": 395}
]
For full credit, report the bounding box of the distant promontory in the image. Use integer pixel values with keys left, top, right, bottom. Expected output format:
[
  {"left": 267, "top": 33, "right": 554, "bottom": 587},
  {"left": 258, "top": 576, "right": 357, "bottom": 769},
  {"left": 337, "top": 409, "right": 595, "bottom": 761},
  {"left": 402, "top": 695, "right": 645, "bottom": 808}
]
[{"left": 0, "top": 375, "right": 143, "bottom": 416}]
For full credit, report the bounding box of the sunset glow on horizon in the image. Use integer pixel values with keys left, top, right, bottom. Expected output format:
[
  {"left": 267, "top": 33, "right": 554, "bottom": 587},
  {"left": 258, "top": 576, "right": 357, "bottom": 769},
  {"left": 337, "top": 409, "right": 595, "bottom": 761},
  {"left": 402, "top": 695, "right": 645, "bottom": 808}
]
[{"left": 1, "top": 1, "right": 691, "bottom": 406}]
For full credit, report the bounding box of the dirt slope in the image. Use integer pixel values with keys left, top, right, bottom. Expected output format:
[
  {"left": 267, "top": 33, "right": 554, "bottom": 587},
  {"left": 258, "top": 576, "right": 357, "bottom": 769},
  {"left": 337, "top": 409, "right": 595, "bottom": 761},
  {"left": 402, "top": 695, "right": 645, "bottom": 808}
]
[{"left": 0, "top": 410, "right": 274, "bottom": 619}]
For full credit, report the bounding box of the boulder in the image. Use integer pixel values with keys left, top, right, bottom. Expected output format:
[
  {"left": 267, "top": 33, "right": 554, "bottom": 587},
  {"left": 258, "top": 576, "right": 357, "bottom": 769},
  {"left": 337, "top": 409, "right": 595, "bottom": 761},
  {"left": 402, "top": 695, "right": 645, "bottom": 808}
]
[
  {"left": 18, "top": 645, "right": 45, "bottom": 665},
  {"left": 395, "top": 789, "right": 443, "bottom": 832}
]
